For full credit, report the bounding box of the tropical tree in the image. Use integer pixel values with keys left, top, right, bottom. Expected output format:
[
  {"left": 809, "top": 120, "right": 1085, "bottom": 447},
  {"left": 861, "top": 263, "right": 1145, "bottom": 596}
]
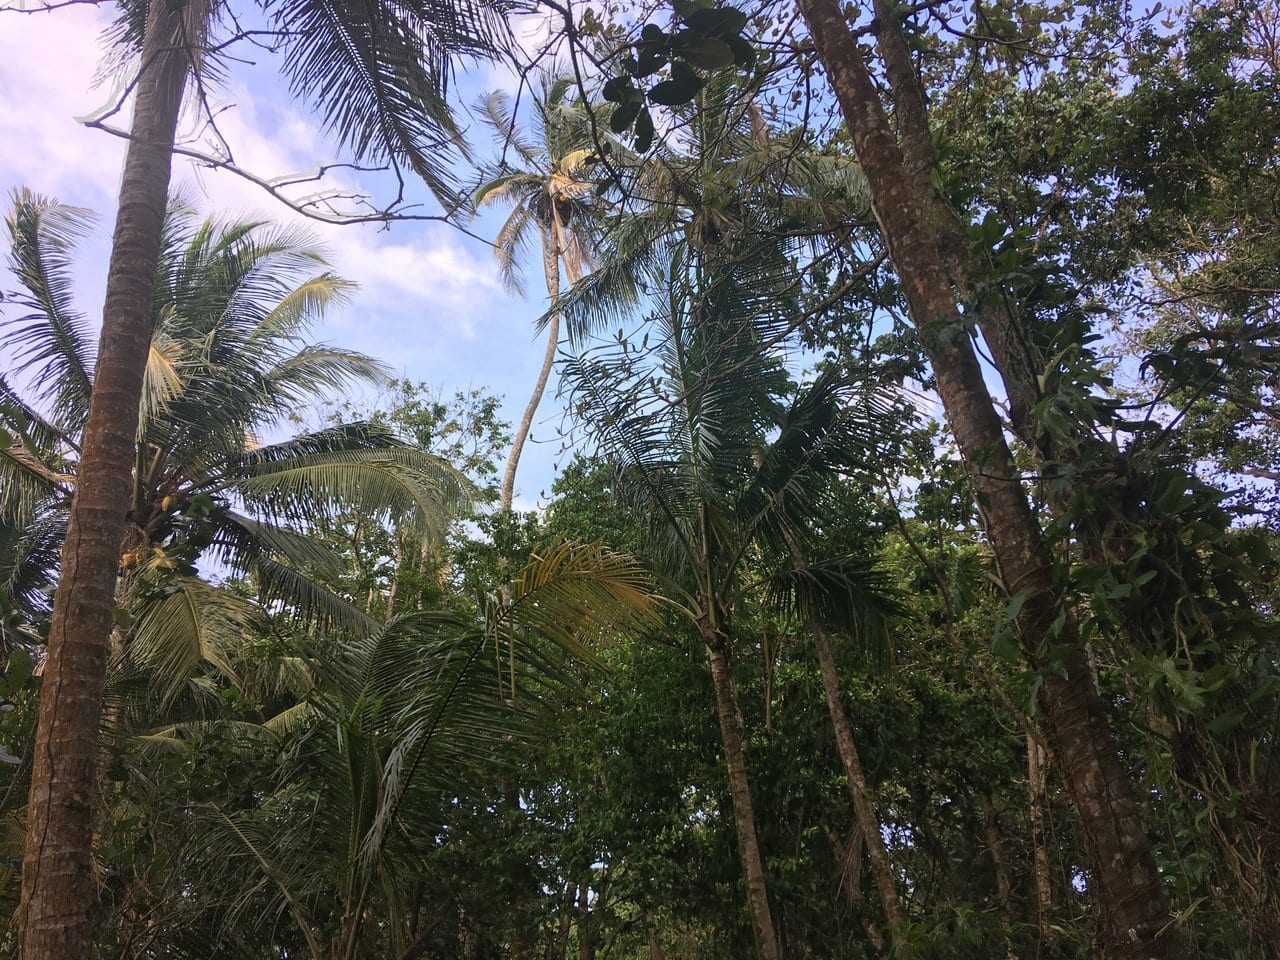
[
  {"left": 1, "top": 192, "right": 477, "bottom": 690},
  {"left": 92, "top": 539, "right": 657, "bottom": 959},
  {"left": 564, "top": 214, "right": 905, "bottom": 957},
  {"left": 473, "top": 75, "right": 602, "bottom": 512},
  {"left": 789, "top": 1, "right": 1175, "bottom": 954},
  {"left": 16, "top": 0, "right": 508, "bottom": 951}
]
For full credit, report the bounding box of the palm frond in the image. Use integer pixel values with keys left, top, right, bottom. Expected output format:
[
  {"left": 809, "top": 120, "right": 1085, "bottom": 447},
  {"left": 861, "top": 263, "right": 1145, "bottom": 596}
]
[
  {"left": 225, "top": 424, "right": 474, "bottom": 540},
  {"left": 500, "top": 539, "right": 663, "bottom": 664},
  {"left": 1, "top": 190, "right": 97, "bottom": 420},
  {"left": 272, "top": 0, "right": 506, "bottom": 206},
  {"left": 763, "top": 556, "right": 907, "bottom": 668},
  {"left": 127, "top": 576, "right": 264, "bottom": 704}
]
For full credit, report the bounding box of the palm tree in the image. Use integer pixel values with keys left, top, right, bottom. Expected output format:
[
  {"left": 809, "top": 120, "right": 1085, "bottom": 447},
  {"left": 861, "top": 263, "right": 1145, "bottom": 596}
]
[
  {"left": 553, "top": 78, "right": 917, "bottom": 950},
  {"left": 19, "top": 1, "right": 509, "bottom": 951},
  {"left": 1, "top": 191, "right": 473, "bottom": 712},
  {"left": 93, "top": 540, "right": 656, "bottom": 959},
  {"left": 473, "top": 77, "right": 601, "bottom": 512},
  {"left": 563, "top": 234, "right": 902, "bottom": 959}
]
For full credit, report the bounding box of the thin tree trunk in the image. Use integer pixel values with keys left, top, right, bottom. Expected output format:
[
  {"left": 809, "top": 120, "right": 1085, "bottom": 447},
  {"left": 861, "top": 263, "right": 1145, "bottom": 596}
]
[
  {"left": 812, "top": 622, "right": 904, "bottom": 938},
  {"left": 500, "top": 233, "right": 562, "bottom": 512},
  {"left": 706, "top": 636, "right": 782, "bottom": 960},
  {"left": 16, "top": 3, "right": 201, "bottom": 956},
  {"left": 577, "top": 882, "right": 594, "bottom": 960},
  {"left": 979, "top": 795, "right": 1020, "bottom": 960},
  {"left": 1027, "top": 732, "right": 1054, "bottom": 942},
  {"left": 643, "top": 910, "right": 665, "bottom": 960},
  {"left": 868, "top": 0, "right": 1044, "bottom": 446},
  {"left": 555, "top": 883, "right": 578, "bottom": 960},
  {"left": 979, "top": 795, "right": 1012, "bottom": 908},
  {"left": 793, "top": 2, "right": 1172, "bottom": 956},
  {"left": 824, "top": 823, "right": 886, "bottom": 953},
  {"left": 780, "top": 526, "right": 903, "bottom": 936}
]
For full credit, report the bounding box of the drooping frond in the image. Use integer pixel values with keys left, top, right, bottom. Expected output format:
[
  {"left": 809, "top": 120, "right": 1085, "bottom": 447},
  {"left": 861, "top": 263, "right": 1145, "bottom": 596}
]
[
  {"left": 763, "top": 556, "right": 907, "bottom": 669},
  {"left": 250, "top": 553, "right": 379, "bottom": 635},
  {"left": 1, "top": 190, "right": 97, "bottom": 421},
  {"left": 224, "top": 423, "right": 474, "bottom": 541},
  {"left": 127, "top": 575, "right": 264, "bottom": 704},
  {"left": 501, "top": 539, "right": 663, "bottom": 663},
  {"left": 474, "top": 89, "right": 542, "bottom": 166},
  {"left": 210, "top": 510, "right": 346, "bottom": 578},
  {"left": 271, "top": 0, "right": 507, "bottom": 207}
]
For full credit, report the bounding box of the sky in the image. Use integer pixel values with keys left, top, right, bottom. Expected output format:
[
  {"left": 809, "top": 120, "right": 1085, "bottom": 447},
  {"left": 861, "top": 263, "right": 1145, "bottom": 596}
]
[{"left": 0, "top": 3, "right": 573, "bottom": 509}]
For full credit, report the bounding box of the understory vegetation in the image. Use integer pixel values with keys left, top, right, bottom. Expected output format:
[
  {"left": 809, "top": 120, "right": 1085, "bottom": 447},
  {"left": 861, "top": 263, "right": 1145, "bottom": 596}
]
[{"left": 1, "top": 1, "right": 1277, "bottom": 958}]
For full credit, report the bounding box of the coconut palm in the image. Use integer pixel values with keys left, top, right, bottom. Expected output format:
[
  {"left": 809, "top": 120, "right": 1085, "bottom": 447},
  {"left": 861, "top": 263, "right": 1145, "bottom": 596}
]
[
  {"left": 0, "top": 192, "right": 472, "bottom": 701},
  {"left": 93, "top": 539, "right": 657, "bottom": 959},
  {"left": 18, "top": 1, "right": 509, "bottom": 950},
  {"left": 563, "top": 232, "right": 904, "bottom": 959},
  {"left": 473, "top": 76, "right": 603, "bottom": 512}
]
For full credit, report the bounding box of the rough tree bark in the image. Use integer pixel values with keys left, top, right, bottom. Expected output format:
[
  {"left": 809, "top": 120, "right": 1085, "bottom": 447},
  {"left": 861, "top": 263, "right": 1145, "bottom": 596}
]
[
  {"left": 792, "top": 1, "right": 1172, "bottom": 956},
  {"left": 706, "top": 635, "right": 782, "bottom": 960},
  {"left": 16, "top": 2, "right": 202, "bottom": 956}
]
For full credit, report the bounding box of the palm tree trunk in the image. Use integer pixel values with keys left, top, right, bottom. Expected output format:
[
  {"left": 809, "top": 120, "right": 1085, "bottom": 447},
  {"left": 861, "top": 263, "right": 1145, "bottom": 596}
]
[
  {"left": 781, "top": 526, "right": 903, "bottom": 938},
  {"left": 792, "top": 2, "right": 1172, "bottom": 957},
  {"left": 500, "top": 233, "right": 561, "bottom": 512},
  {"left": 812, "top": 622, "right": 904, "bottom": 935},
  {"left": 17, "top": 3, "right": 200, "bottom": 956},
  {"left": 706, "top": 633, "right": 782, "bottom": 960}
]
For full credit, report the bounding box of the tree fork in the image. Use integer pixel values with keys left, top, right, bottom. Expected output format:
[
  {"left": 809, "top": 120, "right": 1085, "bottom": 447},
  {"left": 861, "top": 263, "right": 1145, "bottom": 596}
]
[
  {"left": 17, "top": 1, "right": 203, "bottom": 955},
  {"left": 792, "top": 0, "right": 1172, "bottom": 955}
]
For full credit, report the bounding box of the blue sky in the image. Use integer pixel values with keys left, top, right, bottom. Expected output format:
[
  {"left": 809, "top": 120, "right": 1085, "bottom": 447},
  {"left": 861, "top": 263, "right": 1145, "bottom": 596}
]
[{"left": 0, "top": 4, "right": 574, "bottom": 508}]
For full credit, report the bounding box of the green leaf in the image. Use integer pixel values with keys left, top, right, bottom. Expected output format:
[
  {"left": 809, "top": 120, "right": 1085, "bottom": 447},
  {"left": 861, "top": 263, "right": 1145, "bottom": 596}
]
[
  {"left": 676, "top": 37, "right": 736, "bottom": 70},
  {"left": 633, "top": 107, "right": 656, "bottom": 153},
  {"left": 727, "top": 34, "right": 757, "bottom": 68},
  {"left": 602, "top": 76, "right": 637, "bottom": 104},
  {"left": 610, "top": 100, "right": 643, "bottom": 134},
  {"left": 648, "top": 63, "right": 704, "bottom": 106},
  {"left": 684, "top": 7, "right": 748, "bottom": 36}
]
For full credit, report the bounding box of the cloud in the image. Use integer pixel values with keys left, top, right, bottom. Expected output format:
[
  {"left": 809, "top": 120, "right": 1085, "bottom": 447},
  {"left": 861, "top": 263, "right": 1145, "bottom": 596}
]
[
  {"left": 0, "top": 7, "right": 124, "bottom": 203},
  {"left": 0, "top": 9, "right": 563, "bottom": 503}
]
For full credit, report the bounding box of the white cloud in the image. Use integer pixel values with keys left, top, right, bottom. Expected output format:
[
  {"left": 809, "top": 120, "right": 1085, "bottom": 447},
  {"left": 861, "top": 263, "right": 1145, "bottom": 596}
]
[
  {"left": 0, "top": 8, "right": 563, "bottom": 502},
  {"left": 0, "top": 7, "right": 124, "bottom": 202}
]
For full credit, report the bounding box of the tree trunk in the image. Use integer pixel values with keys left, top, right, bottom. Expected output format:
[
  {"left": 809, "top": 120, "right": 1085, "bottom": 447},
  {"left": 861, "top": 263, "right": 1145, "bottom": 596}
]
[
  {"left": 781, "top": 521, "right": 903, "bottom": 938},
  {"left": 555, "top": 883, "right": 578, "bottom": 960},
  {"left": 824, "top": 823, "right": 886, "bottom": 953},
  {"left": 793, "top": 2, "right": 1172, "bottom": 956},
  {"left": 643, "top": 910, "right": 665, "bottom": 960},
  {"left": 812, "top": 621, "right": 904, "bottom": 935},
  {"left": 577, "top": 882, "right": 594, "bottom": 960},
  {"left": 706, "top": 636, "right": 782, "bottom": 960},
  {"left": 16, "top": 3, "right": 200, "bottom": 956},
  {"left": 1027, "top": 731, "right": 1054, "bottom": 942},
  {"left": 500, "top": 232, "right": 562, "bottom": 512},
  {"left": 868, "top": 0, "right": 1044, "bottom": 447}
]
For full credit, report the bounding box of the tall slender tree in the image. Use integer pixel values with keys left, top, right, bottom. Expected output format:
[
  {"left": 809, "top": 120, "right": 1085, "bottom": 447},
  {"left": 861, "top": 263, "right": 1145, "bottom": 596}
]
[
  {"left": 474, "top": 77, "right": 600, "bottom": 512},
  {"left": 16, "top": 0, "right": 506, "bottom": 952},
  {"left": 790, "top": 1, "right": 1173, "bottom": 955}
]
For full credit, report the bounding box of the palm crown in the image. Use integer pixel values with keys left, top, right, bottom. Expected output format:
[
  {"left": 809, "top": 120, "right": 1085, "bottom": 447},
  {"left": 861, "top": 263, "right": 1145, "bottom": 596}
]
[{"left": 0, "top": 191, "right": 471, "bottom": 683}]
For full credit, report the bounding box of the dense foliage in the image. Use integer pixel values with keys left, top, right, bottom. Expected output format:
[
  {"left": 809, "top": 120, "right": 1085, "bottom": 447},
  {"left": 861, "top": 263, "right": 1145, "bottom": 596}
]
[{"left": 1, "top": 1, "right": 1277, "bottom": 958}]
